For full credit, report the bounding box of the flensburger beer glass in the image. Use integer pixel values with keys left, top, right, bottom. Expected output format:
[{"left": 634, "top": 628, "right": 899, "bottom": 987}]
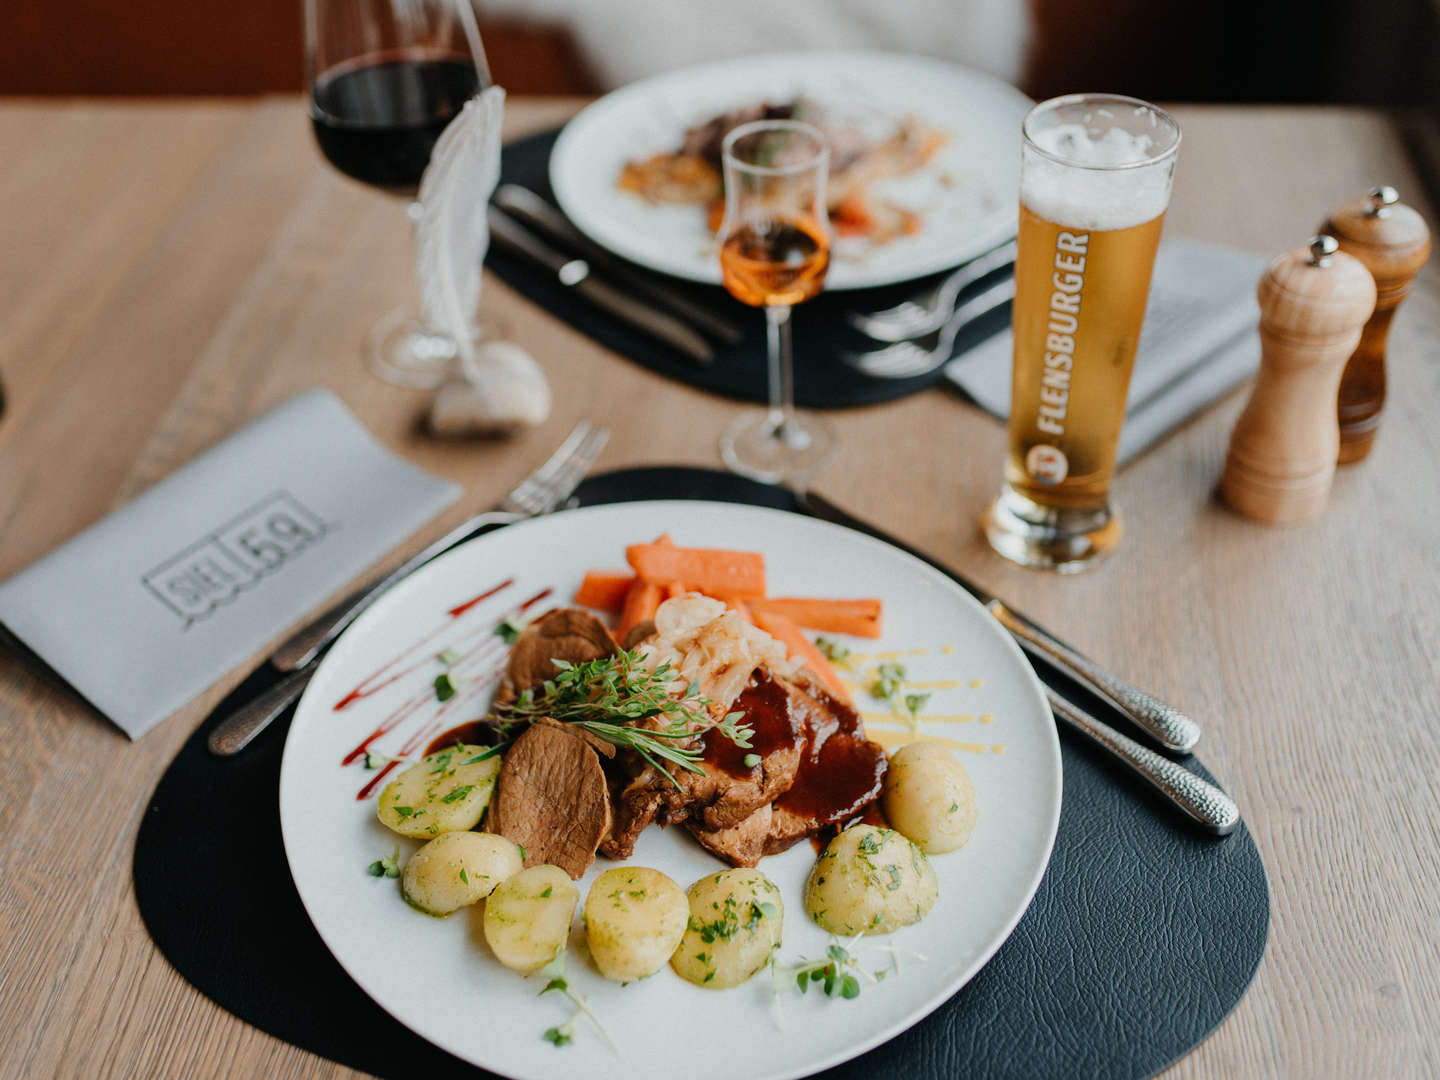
[{"left": 982, "top": 94, "right": 1180, "bottom": 571}]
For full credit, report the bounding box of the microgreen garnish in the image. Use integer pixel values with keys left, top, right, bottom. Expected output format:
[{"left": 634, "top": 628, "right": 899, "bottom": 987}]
[
  {"left": 815, "top": 637, "right": 851, "bottom": 662},
  {"left": 769, "top": 934, "right": 926, "bottom": 1026},
  {"left": 437, "top": 648, "right": 462, "bottom": 666},
  {"left": 366, "top": 849, "right": 401, "bottom": 879},
  {"left": 490, "top": 648, "right": 754, "bottom": 788},
  {"left": 434, "top": 673, "right": 457, "bottom": 702},
  {"left": 868, "top": 662, "right": 907, "bottom": 702},
  {"left": 536, "top": 952, "right": 616, "bottom": 1053},
  {"left": 496, "top": 617, "right": 525, "bottom": 644},
  {"left": 743, "top": 753, "right": 762, "bottom": 769},
  {"left": 904, "top": 692, "right": 931, "bottom": 717}
]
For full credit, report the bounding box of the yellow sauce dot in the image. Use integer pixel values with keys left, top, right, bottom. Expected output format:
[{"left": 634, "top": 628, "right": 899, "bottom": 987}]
[
  {"left": 969, "top": 678, "right": 983, "bottom": 689},
  {"left": 941, "top": 644, "right": 957, "bottom": 655},
  {"left": 979, "top": 713, "right": 994, "bottom": 725},
  {"left": 991, "top": 744, "right": 1006, "bottom": 755}
]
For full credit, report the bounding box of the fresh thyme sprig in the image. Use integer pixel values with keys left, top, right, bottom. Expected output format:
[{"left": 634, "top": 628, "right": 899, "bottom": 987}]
[{"left": 483, "top": 649, "right": 754, "bottom": 788}]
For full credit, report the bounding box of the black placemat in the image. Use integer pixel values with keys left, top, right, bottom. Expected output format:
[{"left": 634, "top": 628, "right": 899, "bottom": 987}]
[
  {"left": 135, "top": 466, "right": 1268, "bottom": 1080},
  {"left": 487, "top": 131, "right": 1012, "bottom": 409}
]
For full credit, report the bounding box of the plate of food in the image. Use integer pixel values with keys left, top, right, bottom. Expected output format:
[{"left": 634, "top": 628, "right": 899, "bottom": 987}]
[
  {"left": 548, "top": 51, "right": 1032, "bottom": 290},
  {"left": 279, "top": 500, "right": 1061, "bottom": 1080}
]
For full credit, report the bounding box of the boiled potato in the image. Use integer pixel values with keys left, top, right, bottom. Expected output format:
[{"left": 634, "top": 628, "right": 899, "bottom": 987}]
[
  {"left": 882, "top": 741, "right": 979, "bottom": 854},
  {"left": 804, "top": 824, "right": 938, "bottom": 936},
  {"left": 670, "top": 868, "right": 783, "bottom": 989},
  {"left": 376, "top": 744, "right": 499, "bottom": 838},
  {"left": 583, "top": 867, "right": 688, "bottom": 982},
  {"left": 483, "top": 864, "right": 578, "bottom": 973},
  {"left": 401, "top": 832, "right": 523, "bottom": 916}
]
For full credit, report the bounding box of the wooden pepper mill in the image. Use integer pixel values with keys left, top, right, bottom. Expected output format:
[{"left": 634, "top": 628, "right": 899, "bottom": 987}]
[
  {"left": 1320, "top": 186, "right": 1432, "bottom": 464},
  {"left": 1220, "top": 236, "right": 1376, "bottom": 524}
]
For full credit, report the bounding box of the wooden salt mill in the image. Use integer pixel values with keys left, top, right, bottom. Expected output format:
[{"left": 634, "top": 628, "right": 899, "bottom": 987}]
[
  {"left": 1220, "top": 236, "right": 1376, "bottom": 524},
  {"left": 1321, "top": 185, "right": 1432, "bottom": 464}
]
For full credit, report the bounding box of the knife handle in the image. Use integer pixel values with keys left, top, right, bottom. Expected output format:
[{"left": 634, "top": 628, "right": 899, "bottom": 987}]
[
  {"left": 991, "top": 602, "right": 1202, "bottom": 754},
  {"left": 208, "top": 667, "right": 314, "bottom": 756},
  {"left": 1047, "top": 688, "right": 1239, "bottom": 835}
]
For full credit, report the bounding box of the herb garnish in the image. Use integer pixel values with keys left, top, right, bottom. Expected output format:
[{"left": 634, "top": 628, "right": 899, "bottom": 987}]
[
  {"left": 868, "top": 662, "right": 907, "bottom": 702},
  {"left": 770, "top": 934, "right": 927, "bottom": 1023},
  {"left": 537, "top": 952, "right": 616, "bottom": 1052},
  {"left": 483, "top": 649, "right": 754, "bottom": 787},
  {"left": 496, "top": 617, "right": 525, "bottom": 644},
  {"left": 743, "top": 753, "right": 762, "bottom": 769},
  {"left": 441, "top": 784, "right": 475, "bottom": 804},
  {"left": 815, "top": 637, "right": 851, "bottom": 662},
  {"left": 366, "top": 849, "right": 401, "bottom": 879},
  {"left": 434, "top": 673, "right": 457, "bottom": 702}
]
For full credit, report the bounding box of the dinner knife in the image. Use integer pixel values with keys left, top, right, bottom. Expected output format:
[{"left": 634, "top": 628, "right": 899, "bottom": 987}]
[
  {"left": 797, "top": 490, "right": 1202, "bottom": 755},
  {"left": 494, "top": 185, "right": 743, "bottom": 345},
  {"left": 487, "top": 207, "right": 714, "bottom": 365}
]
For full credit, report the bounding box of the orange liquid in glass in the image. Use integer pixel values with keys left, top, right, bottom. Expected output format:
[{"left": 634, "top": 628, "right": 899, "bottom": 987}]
[{"left": 719, "top": 217, "right": 830, "bottom": 307}]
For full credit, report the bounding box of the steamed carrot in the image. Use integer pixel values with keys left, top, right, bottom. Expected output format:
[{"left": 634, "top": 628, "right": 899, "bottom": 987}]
[
  {"left": 752, "top": 610, "right": 851, "bottom": 704},
  {"left": 574, "top": 570, "right": 636, "bottom": 612},
  {"left": 618, "top": 580, "right": 662, "bottom": 640},
  {"left": 663, "top": 581, "right": 687, "bottom": 601},
  {"left": 626, "top": 543, "right": 766, "bottom": 599},
  {"left": 749, "top": 597, "right": 882, "bottom": 639}
]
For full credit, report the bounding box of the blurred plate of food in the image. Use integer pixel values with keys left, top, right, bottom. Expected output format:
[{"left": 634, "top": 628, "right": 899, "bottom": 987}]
[{"left": 549, "top": 51, "right": 1032, "bottom": 290}]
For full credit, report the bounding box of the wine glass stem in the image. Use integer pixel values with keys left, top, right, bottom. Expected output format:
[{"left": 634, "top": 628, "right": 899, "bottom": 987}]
[{"left": 766, "top": 304, "right": 795, "bottom": 440}]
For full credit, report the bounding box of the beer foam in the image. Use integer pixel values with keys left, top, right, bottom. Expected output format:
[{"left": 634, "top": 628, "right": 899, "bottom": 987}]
[{"left": 1021, "top": 122, "right": 1174, "bottom": 232}]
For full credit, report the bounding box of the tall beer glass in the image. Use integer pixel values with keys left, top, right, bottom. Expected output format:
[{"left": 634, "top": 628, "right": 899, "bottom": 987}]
[{"left": 982, "top": 94, "right": 1180, "bottom": 571}]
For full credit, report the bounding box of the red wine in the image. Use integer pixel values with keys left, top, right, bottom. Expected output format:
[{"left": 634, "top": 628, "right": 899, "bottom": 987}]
[{"left": 310, "top": 51, "right": 481, "bottom": 193}]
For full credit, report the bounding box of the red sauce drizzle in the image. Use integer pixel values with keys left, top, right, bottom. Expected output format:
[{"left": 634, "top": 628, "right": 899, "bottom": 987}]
[{"left": 333, "top": 578, "right": 515, "bottom": 711}]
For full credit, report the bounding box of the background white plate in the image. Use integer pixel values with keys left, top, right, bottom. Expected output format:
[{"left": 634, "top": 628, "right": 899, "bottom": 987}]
[
  {"left": 549, "top": 51, "right": 1032, "bottom": 290},
  {"left": 280, "top": 501, "right": 1061, "bottom": 1080}
]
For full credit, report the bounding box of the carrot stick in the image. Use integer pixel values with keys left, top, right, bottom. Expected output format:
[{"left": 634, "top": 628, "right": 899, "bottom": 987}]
[
  {"left": 663, "top": 581, "right": 687, "bottom": 601},
  {"left": 749, "top": 597, "right": 882, "bottom": 639},
  {"left": 618, "top": 580, "right": 662, "bottom": 640},
  {"left": 574, "top": 570, "right": 636, "bottom": 612},
  {"left": 625, "top": 543, "right": 766, "bottom": 599},
  {"left": 752, "top": 610, "right": 851, "bottom": 704}
]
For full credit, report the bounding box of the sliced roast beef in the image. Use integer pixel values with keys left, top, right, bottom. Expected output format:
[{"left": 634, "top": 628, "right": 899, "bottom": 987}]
[
  {"left": 488, "top": 717, "right": 611, "bottom": 879},
  {"left": 498, "top": 608, "right": 616, "bottom": 703}
]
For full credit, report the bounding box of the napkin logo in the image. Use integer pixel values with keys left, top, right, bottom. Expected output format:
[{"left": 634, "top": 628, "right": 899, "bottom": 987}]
[{"left": 141, "top": 492, "right": 330, "bottom": 628}]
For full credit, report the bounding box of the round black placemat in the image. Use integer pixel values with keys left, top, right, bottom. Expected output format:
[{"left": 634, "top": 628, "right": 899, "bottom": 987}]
[
  {"left": 135, "top": 467, "right": 1267, "bottom": 1080},
  {"left": 487, "top": 132, "right": 1012, "bottom": 409}
]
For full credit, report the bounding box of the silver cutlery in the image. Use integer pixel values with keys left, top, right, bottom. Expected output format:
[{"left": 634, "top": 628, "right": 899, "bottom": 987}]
[
  {"left": 1047, "top": 689, "right": 1239, "bottom": 835},
  {"left": 847, "top": 276, "right": 1016, "bottom": 379},
  {"left": 797, "top": 489, "right": 1202, "bottom": 755},
  {"left": 487, "top": 207, "right": 714, "bottom": 365},
  {"left": 207, "top": 421, "right": 609, "bottom": 756},
  {"left": 493, "top": 185, "right": 742, "bottom": 346},
  {"left": 848, "top": 240, "right": 1017, "bottom": 343}
]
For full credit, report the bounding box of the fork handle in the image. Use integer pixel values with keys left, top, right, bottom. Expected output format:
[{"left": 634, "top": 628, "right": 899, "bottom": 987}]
[
  {"left": 268, "top": 512, "right": 519, "bottom": 671},
  {"left": 1047, "top": 688, "right": 1239, "bottom": 836},
  {"left": 991, "top": 602, "right": 1202, "bottom": 754}
]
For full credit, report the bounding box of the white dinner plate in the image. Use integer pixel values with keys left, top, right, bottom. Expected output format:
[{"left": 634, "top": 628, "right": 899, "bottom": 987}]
[
  {"left": 280, "top": 501, "right": 1061, "bottom": 1080},
  {"left": 549, "top": 51, "right": 1032, "bottom": 291}
]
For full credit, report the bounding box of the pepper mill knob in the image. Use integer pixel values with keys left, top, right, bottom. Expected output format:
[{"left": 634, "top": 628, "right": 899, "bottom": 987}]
[
  {"left": 1219, "top": 237, "right": 1376, "bottom": 524},
  {"left": 1320, "top": 185, "right": 1431, "bottom": 463}
]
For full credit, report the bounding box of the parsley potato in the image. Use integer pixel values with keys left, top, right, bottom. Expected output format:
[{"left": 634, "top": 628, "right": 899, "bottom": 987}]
[
  {"left": 670, "top": 868, "right": 783, "bottom": 989},
  {"left": 804, "top": 824, "right": 938, "bottom": 936},
  {"left": 583, "top": 867, "right": 688, "bottom": 982},
  {"left": 483, "top": 864, "right": 579, "bottom": 973},
  {"left": 401, "top": 832, "right": 523, "bottom": 916},
  {"left": 881, "top": 742, "right": 979, "bottom": 854},
  {"left": 376, "top": 745, "right": 499, "bottom": 839}
]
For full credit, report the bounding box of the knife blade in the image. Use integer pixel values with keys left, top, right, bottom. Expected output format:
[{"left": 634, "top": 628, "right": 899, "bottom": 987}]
[
  {"left": 494, "top": 185, "right": 742, "bottom": 345},
  {"left": 487, "top": 207, "right": 714, "bottom": 365},
  {"left": 797, "top": 489, "right": 1202, "bottom": 755}
]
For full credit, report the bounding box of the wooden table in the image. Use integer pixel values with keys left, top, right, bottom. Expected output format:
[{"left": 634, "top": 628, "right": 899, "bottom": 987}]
[{"left": 1, "top": 96, "right": 1437, "bottom": 1079}]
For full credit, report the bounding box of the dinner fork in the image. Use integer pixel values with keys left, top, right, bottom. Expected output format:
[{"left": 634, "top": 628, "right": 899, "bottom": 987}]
[
  {"left": 847, "top": 276, "right": 1016, "bottom": 379},
  {"left": 848, "top": 240, "right": 1016, "bottom": 342},
  {"left": 208, "top": 421, "right": 609, "bottom": 756}
]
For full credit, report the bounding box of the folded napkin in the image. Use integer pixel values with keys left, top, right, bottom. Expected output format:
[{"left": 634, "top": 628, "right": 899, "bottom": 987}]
[
  {"left": 946, "top": 239, "right": 1266, "bottom": 465},
  {"left": 0, "top": 389, "right": 460, "bottom": 739}
]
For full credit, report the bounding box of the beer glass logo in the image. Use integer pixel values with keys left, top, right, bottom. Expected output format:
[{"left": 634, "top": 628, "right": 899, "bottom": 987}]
[{"left": 1026, "top": 444, "right": 1069, "bottom": 485}]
